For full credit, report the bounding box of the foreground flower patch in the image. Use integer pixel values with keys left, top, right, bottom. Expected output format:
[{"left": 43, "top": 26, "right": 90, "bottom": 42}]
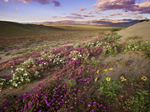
[{"left": 0, "top": 34, "right": 150, "bottom": 112}]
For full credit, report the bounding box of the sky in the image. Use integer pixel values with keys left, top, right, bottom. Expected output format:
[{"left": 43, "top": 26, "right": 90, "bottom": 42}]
[{"left": 0, "top": 0, "right": 150, "bottom": 23}]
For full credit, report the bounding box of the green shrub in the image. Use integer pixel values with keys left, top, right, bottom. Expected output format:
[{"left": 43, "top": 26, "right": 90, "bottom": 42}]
[{"left": 66, "top": 79, "right": 76, "bottom": 88}]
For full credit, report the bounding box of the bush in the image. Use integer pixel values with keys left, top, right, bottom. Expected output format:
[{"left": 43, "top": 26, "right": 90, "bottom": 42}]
[{"left": 111, "top": 28, "right": 121, "bottom": 32}]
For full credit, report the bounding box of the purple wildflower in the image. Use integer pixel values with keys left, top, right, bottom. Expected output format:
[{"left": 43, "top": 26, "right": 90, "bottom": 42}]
[{"left": 88, "top": 104, "right": 91, "bottom": 107}]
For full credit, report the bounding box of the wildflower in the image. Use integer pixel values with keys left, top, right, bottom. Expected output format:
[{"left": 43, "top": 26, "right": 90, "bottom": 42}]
[
  {"left": 106, "top": 77, "right": 111, "bottom": 81},
  {"left": 121, "top": 95, "right": 123, "bottom": 98},
  {"left": 92, "top": 109, "right": 95, "bottom": 112},
  {"left": 88, "top": 104, "right": 91, "bottom": 107},
  {"left": 121, "top": 78, "right": 127, "bottom": 82},
  {"left": 120, "top": 76, "right": 125, "bottom": 79},
  {"left": 97, "top": 70, "right": 100, "bottom": 74},
  {"left": 109, "top": 68, "right": 113, "bottom": 71},
  {"left": 141, "top": 76, "right": 148, "bottom": 81},
  {"left": 0, "top": 83, "right": 3, "bottom": 85},
  {"left": 120, "top": 76, "right": 127, "bottom": 82},
  {"left": 104, "top": 69, "right": 108, "bottom": 72},
  {"left": 95, "top": 77, "right": 98, "bottom": 82}
]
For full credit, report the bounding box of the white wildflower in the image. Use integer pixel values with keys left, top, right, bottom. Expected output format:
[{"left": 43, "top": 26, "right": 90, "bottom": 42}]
[
  {"left": 9, "top": 80, "right": 13, "bottom": 82},
  {"left": 0, "top": 83, "right": 3, "bottom": 85},
  {"left": 21, "top": 78, "right": 24, "bottom": 82}
]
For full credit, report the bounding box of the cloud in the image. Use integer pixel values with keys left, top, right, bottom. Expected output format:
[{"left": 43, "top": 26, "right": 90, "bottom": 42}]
[
  {"left": 70, "top": 13, "right": 81, "bottom": 16},
  {"left": 122, "top": 13, "right": 130, "bottom": 17},
  {"left": 50, "top": 0, "right": 61, "bottom": 7},
  {"left": 70, "top": 13, "right": 95, "bottom": 18},
  {"left": 77, "top": 7, "right": 87, "bottom": 12},
  {"left": 86, "top": 11, "right": 92, "bottom": 14},
  {"left": 12, "top": 0, "right": 61, "bottom": 6},
  {"left": 14, "top": 6, "right": 21, "bottom": 10},
  {"left": 121, "top": 11, "right": 144, "bottom": 19},
  {"left": 131, "top": 14, "right": 144, "bottom": 19},
  {"left": 3, "top": 0, "right": 9, "bottom": 2},
  {"left": 57, "top": 12, "right": 95, "bottom": 20},
  {"left": 61, "top": 16, "right": 84, "bottom": 19},
  {"left": 110, "top": 12, "right": 122, "bottom": 16},
  {"left": 134, "top": 1, "right": 150, "bottom": 13},
  {"left": 52, "top": 16, "right": 58, "bottom": 18},
  {"left": 93, "top": 10, "right": 101, "bottom": 14},
  {"left": 93, "top": 0, "right": 150, "bottom": 14},
  {"left": 82, "top": 14, "right": 95, "bottom": 17},
  {"left": 101, "top": 15, "right": 110, "bottom": 18}
]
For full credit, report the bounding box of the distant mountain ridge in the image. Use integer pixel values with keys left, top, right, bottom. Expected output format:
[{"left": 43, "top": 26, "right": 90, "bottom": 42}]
[{"left": 32, "top": 19, "right": 138, "bottom": 25}]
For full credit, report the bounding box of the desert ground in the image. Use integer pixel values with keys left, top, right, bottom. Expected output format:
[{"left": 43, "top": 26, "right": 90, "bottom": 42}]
[{"left": 0, "top": 21, "right": 150, "bottom": 112}]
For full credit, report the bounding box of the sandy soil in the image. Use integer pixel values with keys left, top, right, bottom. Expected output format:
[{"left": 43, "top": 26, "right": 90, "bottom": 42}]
[
  {"left": 100, "top": 51, "right": 150, "bottom": 82},
  {"left": 117, "top": 21, "right": 150, "bottom": 44}
]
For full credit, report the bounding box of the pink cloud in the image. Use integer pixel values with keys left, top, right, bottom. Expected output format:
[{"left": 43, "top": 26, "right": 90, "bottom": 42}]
[
  {"left": 93, "top": 10, "right": 101, "bottom": 14},
  {"left": 121, "top": 12, "right": 144, "bottom": 19},
  {"left": 70, "top": 13, "right": 81, "bottom": 16},
  {"left": 3, "top": 0, "right": 9, "bottom": 2},
  {"left": 82, "top": 14, "right": 94, "bottom": 17},
  {"left": 110, "top": 12, "right": 122, "bottom": 16},
  {"left": 61, "top": 16, "right": 84, "bottom": 19},
  {"left": 70, "top": 13, "right": 94, "bottom": 18},
  {"left": 93, "top": 0, "right": 150, "bottom": 14},
  {"left": 77, "top": 7, "right": 87, "bottom": 12},
  {"left": 12, "top": 0, "right": 61, "bottom": 6},
  {"left": 14, "top": 6, "right": 21, "bottom": 10},
  {"left": 86, "top": 11, "right": 92, "bottom": 14},
  {"left": 122, "top": 13, "right": 130, "bottom": 17},
  {"left": 131, "top": 15, "right": 144, "bottom": 19}
]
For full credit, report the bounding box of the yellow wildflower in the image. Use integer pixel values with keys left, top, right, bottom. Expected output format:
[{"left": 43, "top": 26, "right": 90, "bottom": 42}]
[
  {"left": 109, "top": 68, "right": 113, "bottom": 71},
  {"left": 121, "top": 78, "right": 127, "bottom": 82},
  {"left": 120, "top": 76, "right": 125, "bottom": 79},
  {"left": 104, "top": 69, "right": 108, "bottom": 72},
  {"left": 141, "top": 76, "right": 148, "bottom": 81},
  {"left": 120, "top": 76, "right": 127, "bottom": 82},
  {"left": 97, "top": 70, "right": 100, "bottom": 74},
  {"left": 106, "top": 77, "right": 111, "bottom": 81},
  {"left": 95, "top": 77, "right": 98, "bottom": 82}
]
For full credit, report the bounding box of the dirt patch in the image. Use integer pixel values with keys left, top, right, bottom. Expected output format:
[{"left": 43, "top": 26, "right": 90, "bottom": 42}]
[{"left": 0, "top": 69, "right": 12, "bottom": 78}]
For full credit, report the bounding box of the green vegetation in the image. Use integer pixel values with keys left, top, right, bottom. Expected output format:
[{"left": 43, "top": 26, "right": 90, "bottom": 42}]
[
  {"left": 140, "top": 17, "right": 149, "bottom": 22},
  {"left": 43, "top": 24, "right": 120, "bottom": 30},
  {"left": 5, "top": 52, "right": 10, "bottom": 56},
  {"left": 126, "top": 36, "right": 143, "bottom": 40}
]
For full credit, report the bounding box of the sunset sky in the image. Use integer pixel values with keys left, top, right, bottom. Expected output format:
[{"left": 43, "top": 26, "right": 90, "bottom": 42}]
[{"left": 0, "top": 0, "right": 150, "bottom": 23}]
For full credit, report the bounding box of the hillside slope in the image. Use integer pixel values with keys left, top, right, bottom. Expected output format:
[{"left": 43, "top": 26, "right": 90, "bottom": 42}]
[
  {"left": 117, "top": 21, "right": 150, "bottom": 43},
  {"left": 0, "top": 21, "right": 64, "bottom": 39}
]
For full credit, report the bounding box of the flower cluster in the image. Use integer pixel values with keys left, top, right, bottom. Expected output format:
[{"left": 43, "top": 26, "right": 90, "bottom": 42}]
[
  {"left": 7, "top": 58, "right": 38, "bottom": 88},
  {"left": 120, "top": 76, "right": 127, "bottom": 82},
  {"left": 69, "top": 50, "right": 82, "bottom": 61},
  {"left": 123, "top": 43, "right": 150, "bottom": 52},
  {"left": 73, "top": 42, "right": 83, "bottom": 48},
  {"left": 52, "top": 54, "right": 67, "bottom": 65}
]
